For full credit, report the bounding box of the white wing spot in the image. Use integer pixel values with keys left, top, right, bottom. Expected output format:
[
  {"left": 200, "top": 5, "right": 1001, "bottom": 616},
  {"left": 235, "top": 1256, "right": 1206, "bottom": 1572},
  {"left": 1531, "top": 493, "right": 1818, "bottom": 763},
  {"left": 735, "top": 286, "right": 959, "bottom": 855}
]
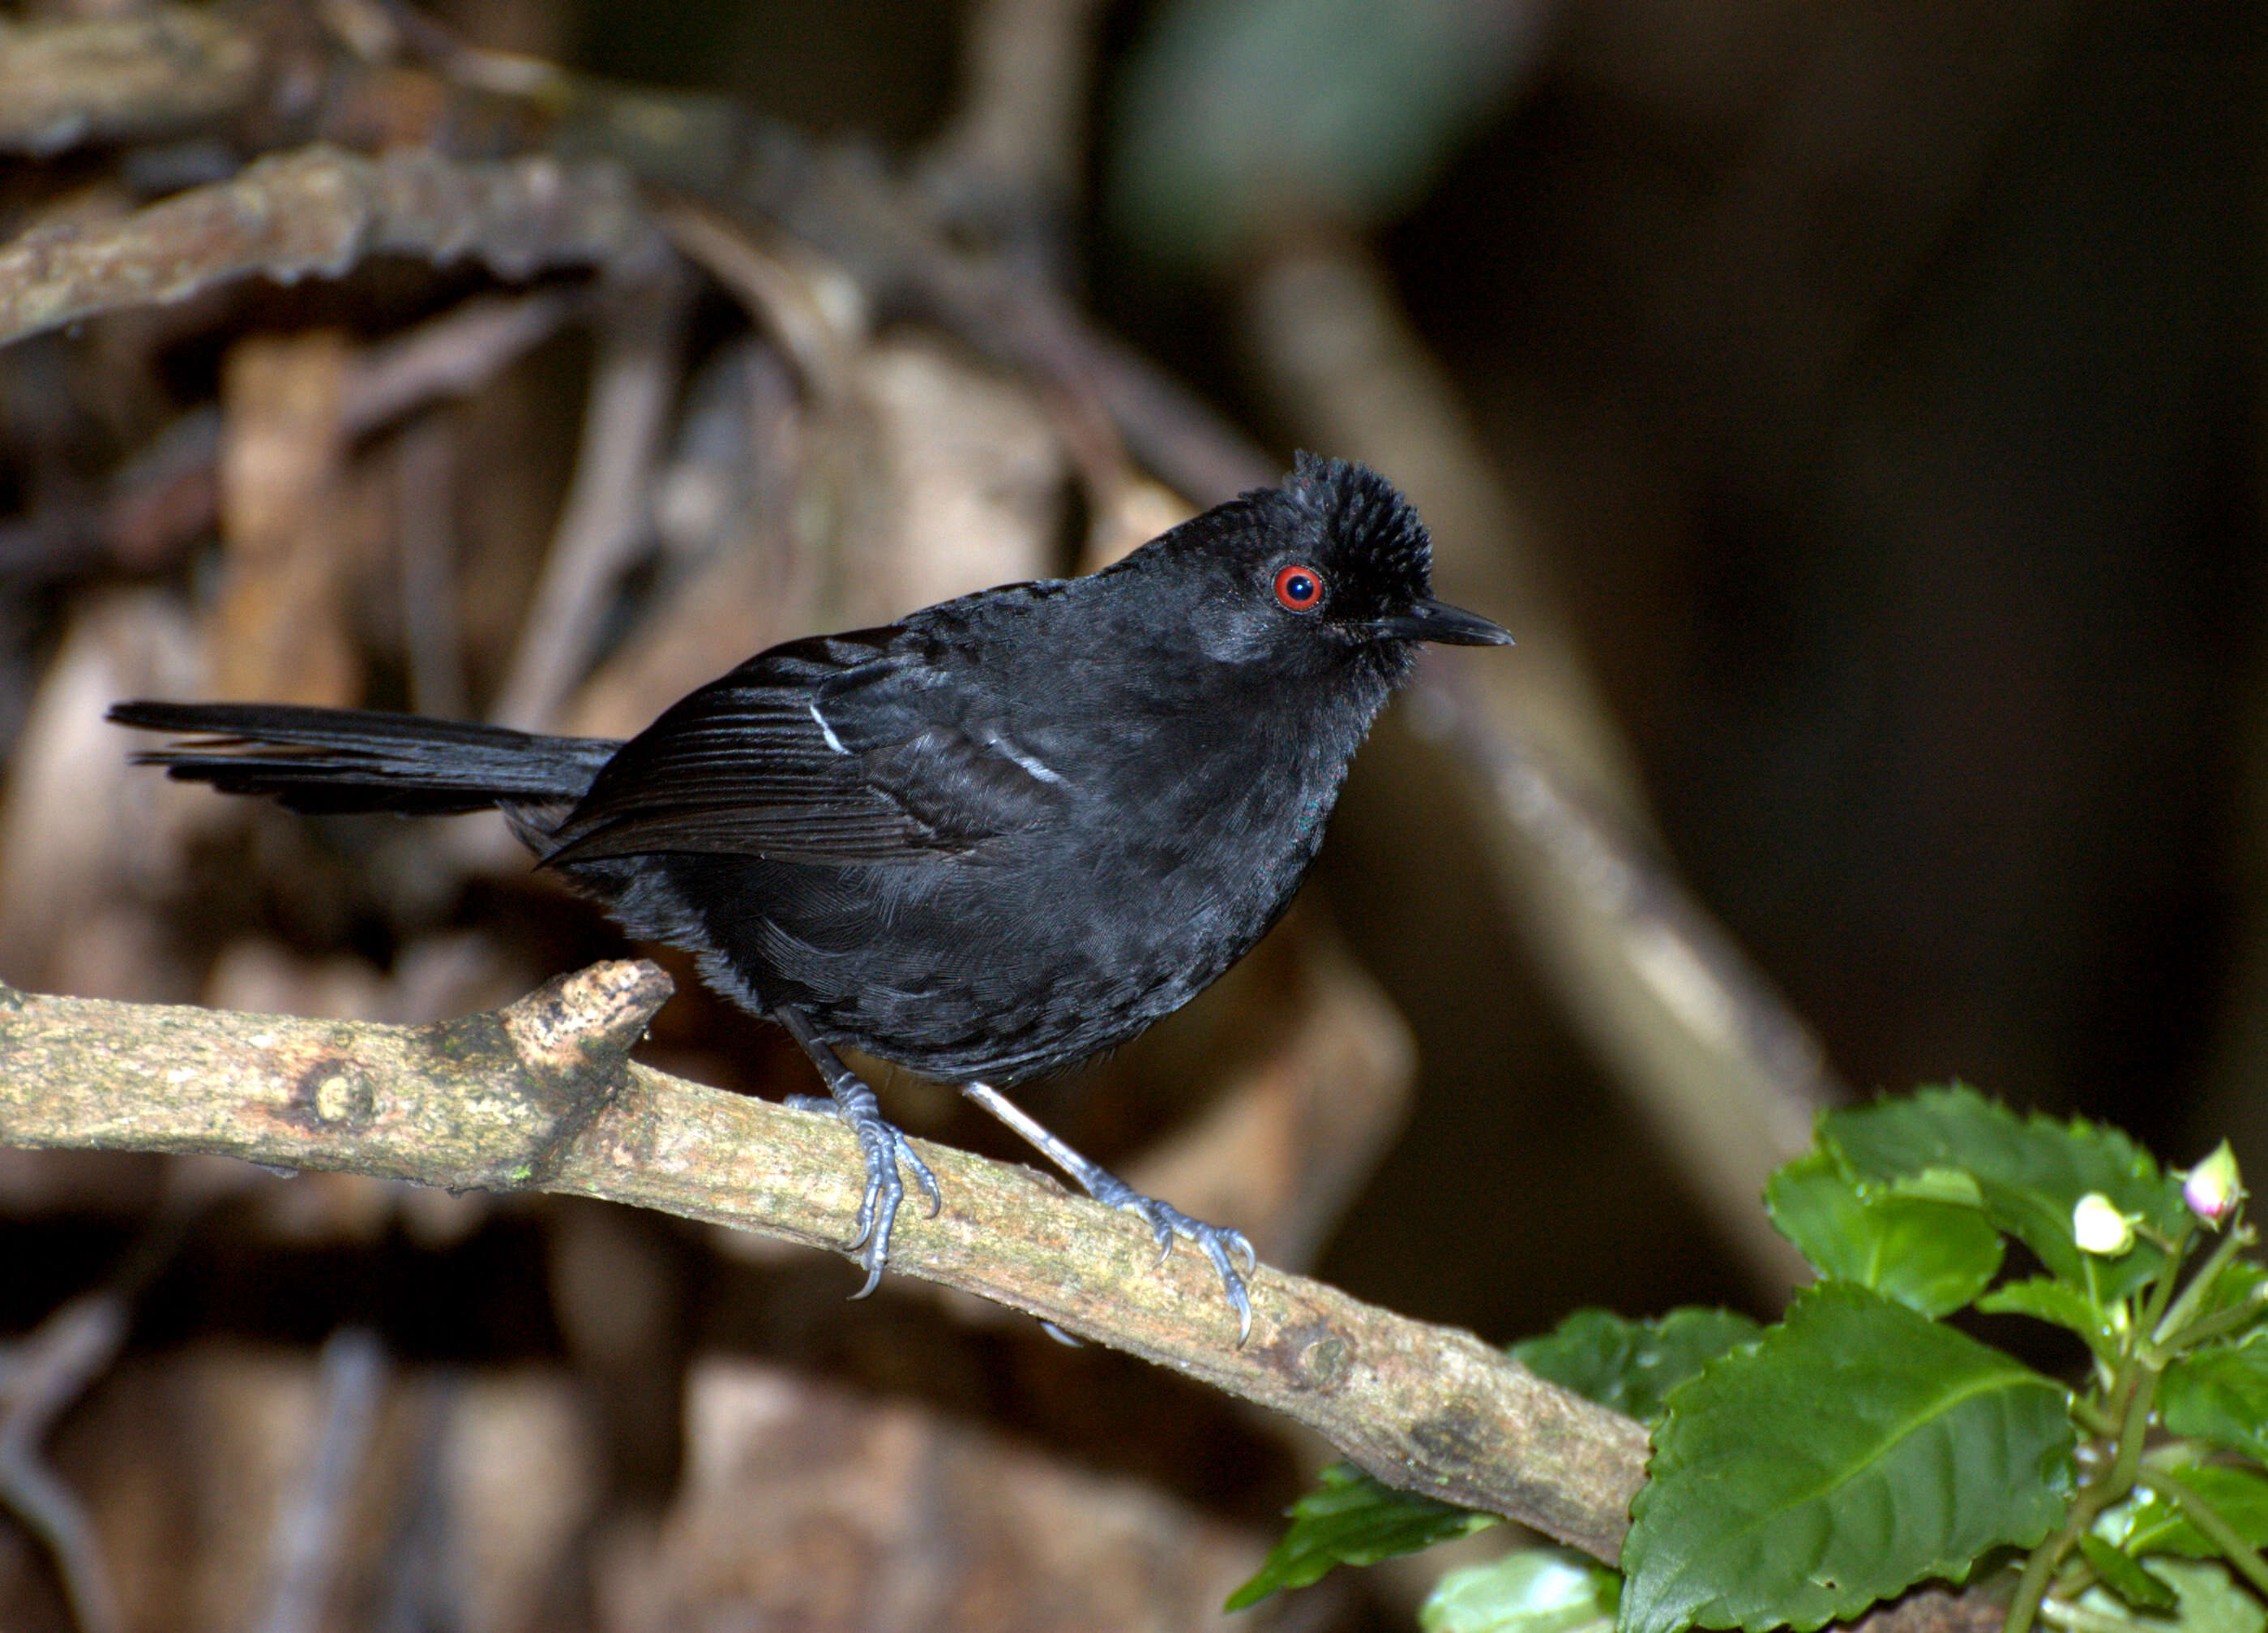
[
  {"left": 1004, "top": 745, "right": 1065, "bottom": 785},
  {"left": 988, "top": 731, "right": 1064, "bottom": 785},
  {"left": 807, "top": 699, "right": 848, "bottom": 755}
]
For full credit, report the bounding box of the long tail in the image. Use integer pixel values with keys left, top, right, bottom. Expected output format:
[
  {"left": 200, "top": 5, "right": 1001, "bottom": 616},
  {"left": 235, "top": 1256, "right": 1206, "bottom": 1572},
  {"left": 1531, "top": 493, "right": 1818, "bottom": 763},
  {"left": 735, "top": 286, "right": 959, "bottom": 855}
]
[{"left": 107, "top": 701, "right": 621, "bottom": 816}]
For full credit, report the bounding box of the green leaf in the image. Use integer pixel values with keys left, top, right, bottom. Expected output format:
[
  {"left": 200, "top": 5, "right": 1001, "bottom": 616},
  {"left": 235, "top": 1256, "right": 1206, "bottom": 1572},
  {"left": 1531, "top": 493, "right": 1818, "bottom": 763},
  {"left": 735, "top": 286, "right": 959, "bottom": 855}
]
[
  {"left": 1513, "top": 1308, "right": 1763, "bottom": 1425},
  {"left": 2079, "top": 1533, "right": 2180, "bottom": 1611},
  {"left": 1975, "top": 1276, "right": 2120, "bottom": 1361},
  {"left": 2080, "top": 1559, "right": 2268, "bottom": 1633},
  {"left": 1225, "top": 1464, "right": 1497, "bottom": 1610},
  {"left": 1886, "top": 1167, "right": 1988, "bottom": 1208},
  {"left": 1619, "top": 1281, "right": 2075, "bottom": 1633},
  {"left": 1421, "top": 1547, "right": 1620, "bottom": 1633},
  {"left": 2198, "top": 1259, "right": 2268, "bottom": 1327},
  {"left": 1765, "top": 1151, "right": 2005, "bottom": 1317},
  {"left": 2132, "top": 1560, "right": 2268, "bottom": 1633},
  {"left": 2163, "top": 1334, "right": 2268, "bottom": 1464},
  {"left": 2115, "top": 1468, "right": 2268, "bottom": 1560},
  {"left": 1110, "top": 0, "right": 1540, "bottom": 269},
  {"left": 1820, "top": 1085, "right": 2187, "bottom": 1300}
]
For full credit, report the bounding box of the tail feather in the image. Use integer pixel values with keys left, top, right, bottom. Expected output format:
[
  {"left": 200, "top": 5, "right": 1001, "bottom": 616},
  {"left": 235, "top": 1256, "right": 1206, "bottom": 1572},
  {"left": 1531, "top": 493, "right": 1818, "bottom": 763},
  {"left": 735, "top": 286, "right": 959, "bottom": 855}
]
[{"left": 107, "top": 701, "right": 619, "bottom": 816}]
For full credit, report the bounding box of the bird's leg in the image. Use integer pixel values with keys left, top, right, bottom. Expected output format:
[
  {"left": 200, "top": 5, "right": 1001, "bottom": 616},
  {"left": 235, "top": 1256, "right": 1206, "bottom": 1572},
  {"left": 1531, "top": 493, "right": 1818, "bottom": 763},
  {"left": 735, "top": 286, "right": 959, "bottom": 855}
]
[
  {"left": 773, "top": 1007, "right": 941, "bottom": 1298},
  {"left": 958, "top": 1082, "right": 1256, "bottom": 1343}
]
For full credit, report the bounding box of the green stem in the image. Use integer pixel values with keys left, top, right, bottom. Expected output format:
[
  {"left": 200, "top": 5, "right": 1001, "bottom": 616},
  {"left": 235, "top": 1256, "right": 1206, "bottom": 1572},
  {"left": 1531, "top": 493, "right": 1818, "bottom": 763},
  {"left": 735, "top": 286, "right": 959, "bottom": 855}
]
[
  {"left": 2136, "top": 1468, "right": 2268, "bottom": 1601},
  {"left": 2139, "top": 1216, "right": 2197, "bottom": 1337},
  {"left": 2159, "top": 1298, "right": 2266, "bottom": 1357},
  {"left": 2071, "top": 1395, "right": 2119, "bottom": 1438},
  {"left": 2154, "top": 1220, "right": 2254, "bottom": 1347},
  {"left": 2008, "top": 1352, "right": 2164, "bottom": 1633},
  {"left": 2101, "top": 1362, "right": 2162, "bottom": 1498},
  {"left": 2007, "top": 1532, "right": 2071, "bottom": 1633}
]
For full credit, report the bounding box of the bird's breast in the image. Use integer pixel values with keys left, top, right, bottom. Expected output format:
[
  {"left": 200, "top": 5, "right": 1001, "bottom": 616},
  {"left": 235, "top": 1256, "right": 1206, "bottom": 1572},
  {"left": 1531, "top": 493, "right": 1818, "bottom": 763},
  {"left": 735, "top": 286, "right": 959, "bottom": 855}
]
[{"left": 1012, "top": 707, "right": 1350, "bottom": 940}]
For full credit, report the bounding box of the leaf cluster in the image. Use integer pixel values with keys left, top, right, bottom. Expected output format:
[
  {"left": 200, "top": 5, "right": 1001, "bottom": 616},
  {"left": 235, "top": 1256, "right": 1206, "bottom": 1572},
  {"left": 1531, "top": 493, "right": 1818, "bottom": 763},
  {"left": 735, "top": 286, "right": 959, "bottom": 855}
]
[{"left": 1231, "top": 1087, "right": 2268, "bottom": 1633}]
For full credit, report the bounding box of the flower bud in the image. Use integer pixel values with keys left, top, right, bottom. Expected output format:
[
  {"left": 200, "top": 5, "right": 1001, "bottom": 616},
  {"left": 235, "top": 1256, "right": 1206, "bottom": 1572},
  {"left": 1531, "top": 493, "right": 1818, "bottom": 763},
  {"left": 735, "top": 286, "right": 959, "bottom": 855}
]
[
  {"left": 2184, "top": 1142, "right": 2243, "bottom": 1226},
  {"left": 2073, "top": 1192, "right": 2136, "bottom": 1256}
]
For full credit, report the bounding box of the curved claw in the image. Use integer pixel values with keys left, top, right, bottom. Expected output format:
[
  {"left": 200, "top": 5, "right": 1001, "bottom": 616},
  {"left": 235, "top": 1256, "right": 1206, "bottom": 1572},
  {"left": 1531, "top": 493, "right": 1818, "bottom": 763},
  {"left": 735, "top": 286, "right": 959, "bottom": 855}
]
[
  {"left": 786, "top": 1092, "right": 941, "bottom": 1298},
  {"left": 949, "top": 1079, "right": 1256, "bottom": 1340},
  {"left": 846, "top": 1161, "right": 896, "bottom": 1299},
  {"left": 905, "top": 1142, "right": 944, "bottom": 1216},
  {"left": 1097, "top": 1185, "right": 1256, "bottom": 1345}
]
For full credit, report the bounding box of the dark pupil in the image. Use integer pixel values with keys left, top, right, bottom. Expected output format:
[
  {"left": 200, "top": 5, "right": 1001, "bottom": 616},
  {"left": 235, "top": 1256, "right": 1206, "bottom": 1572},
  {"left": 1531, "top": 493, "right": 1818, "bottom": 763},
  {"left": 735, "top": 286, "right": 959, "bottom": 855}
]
[{"left": 1286, "top": 574, "right": 1314, "bottom": 602}]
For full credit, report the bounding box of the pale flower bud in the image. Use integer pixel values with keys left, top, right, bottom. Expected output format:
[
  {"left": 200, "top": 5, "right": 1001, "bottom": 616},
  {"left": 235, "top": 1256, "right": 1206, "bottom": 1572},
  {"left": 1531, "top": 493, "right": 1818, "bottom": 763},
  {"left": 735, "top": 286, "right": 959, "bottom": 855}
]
[
  {"left": 2073, "top": 1193, "right": 2136, "bottom": 1256},
  {"left": 2184, "top": 1142, "right": 2243, "bottom": 1226}
]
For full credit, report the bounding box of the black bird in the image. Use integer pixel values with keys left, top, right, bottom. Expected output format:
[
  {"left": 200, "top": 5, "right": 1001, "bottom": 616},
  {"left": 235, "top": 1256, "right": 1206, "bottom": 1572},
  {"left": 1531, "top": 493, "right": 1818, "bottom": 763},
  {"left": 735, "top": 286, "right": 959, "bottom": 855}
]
[{"left": 109, "top": 453, "right": 1510, "bottom": 1339}]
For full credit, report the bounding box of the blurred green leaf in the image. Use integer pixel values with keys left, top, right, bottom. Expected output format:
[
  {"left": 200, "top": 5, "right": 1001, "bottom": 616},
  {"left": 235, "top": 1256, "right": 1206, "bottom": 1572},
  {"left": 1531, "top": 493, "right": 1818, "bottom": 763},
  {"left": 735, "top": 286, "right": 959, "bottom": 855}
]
[
  {"left": 2163, "top": 1334, "right": 2268, "bottom": 1464},
  {"left": 1821, "top": 1085, "right": 2187, "bottom": 1300},
  {"left": 1620, "top": 1282, "right": 2073, "bottom": 1633},
  {"left": 2141, "top": 1560, "right": 2268, "bottom": 1633},
  {"left": 2198, "top": 1258, "right": 2268, "bottom": 1327},
  {"left": 2079, "top": 1534, "right": 2180, "bottom": 1611},
  {"left": 1225, "top": 1463, "right": 1496, "bottom": 1610},
  {"left": 2114, "top": 1468, "right": 2268, "bottom": 1560},
  {"left": 1975, "top": 1276, "right": 2120, "bottom": 1361},
  {"left": 1422, "top": 1547, "right": 1620, "bottom": 1633},
  {"left": 1765, "top": 1151, "right": 2004, "bottom": 1317},
  {"left": 1512, "top": 1307, "right": 1761, "bottom": 1425},
  {"left": 1885, "top": 1167, "right": 1988, "bottom": 1208},
  {"left": 1108, "top": 0, "right": 1547, "bottom": 269}
]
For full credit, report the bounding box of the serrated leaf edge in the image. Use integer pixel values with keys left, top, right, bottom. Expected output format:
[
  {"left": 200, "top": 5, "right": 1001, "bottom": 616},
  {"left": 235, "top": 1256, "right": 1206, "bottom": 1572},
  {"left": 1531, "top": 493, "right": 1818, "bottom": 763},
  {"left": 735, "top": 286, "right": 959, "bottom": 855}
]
[{"left": 1624, "top": 1285, "right": 2071, "bottom": 1633}]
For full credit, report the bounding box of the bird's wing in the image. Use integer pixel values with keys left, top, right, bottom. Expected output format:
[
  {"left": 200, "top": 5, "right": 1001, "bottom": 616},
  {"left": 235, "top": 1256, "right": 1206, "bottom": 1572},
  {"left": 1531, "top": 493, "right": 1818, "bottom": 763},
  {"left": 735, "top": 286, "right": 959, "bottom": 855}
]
[{"left": 541, "top": 631, "right": 1071, "bottom": 867}]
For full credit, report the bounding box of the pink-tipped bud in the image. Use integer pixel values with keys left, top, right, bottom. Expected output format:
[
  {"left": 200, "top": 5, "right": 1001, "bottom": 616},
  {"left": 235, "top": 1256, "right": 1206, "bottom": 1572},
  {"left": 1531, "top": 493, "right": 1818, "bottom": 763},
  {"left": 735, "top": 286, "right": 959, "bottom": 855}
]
[{"left": 2185, "top": 1141, "right": 2244, "bottom": 1226}]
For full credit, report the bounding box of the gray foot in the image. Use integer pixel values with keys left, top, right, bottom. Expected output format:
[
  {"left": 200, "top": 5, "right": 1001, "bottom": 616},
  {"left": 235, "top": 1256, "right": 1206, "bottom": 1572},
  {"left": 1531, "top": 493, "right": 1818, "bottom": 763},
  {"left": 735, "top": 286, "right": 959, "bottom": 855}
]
[
  {"left": 1085, "top": 1170, "right": 1256, "bottom": 1344},
  {"left": 776, "top": 1008, "right": 941, "bottom": 1298}
]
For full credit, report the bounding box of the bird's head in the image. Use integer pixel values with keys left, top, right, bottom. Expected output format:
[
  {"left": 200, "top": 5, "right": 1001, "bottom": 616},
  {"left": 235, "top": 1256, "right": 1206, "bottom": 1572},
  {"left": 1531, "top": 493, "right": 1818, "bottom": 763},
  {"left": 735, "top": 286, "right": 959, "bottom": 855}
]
[{"left": 1144, "top": 452, "right": 1512, "bottom": 676}]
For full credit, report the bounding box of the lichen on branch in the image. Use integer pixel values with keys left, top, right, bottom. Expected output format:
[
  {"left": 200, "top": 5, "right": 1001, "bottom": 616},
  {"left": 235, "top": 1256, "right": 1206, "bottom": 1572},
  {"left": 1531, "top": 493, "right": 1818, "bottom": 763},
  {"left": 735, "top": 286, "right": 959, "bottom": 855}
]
[
  {"left": 0, "top": 143, "right": 665, "bottom": 350},
  {"left": 0, "top": 960, "right": 1649, "bottom": 1565}
]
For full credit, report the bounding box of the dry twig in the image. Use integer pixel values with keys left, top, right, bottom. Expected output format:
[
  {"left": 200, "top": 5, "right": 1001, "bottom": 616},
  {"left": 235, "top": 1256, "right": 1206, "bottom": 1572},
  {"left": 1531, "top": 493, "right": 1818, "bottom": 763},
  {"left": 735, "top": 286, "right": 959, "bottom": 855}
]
[
  {"left": 393, "top": 414, "right": 469, "bottom": 719},
  {"left": 488, "top": 269, "right": 690, "bottom": 731},
  {"left": 0, "top": 9, "right": 263, "bottom": 158},
  {"left": 0, "top": 143, "right": 662, "bottom": 350},
  {"left": 916, "top": 0, "right": 1107, "bottom": 273},
  {"left": 342, "top": 287, "right": 580, "bottom": 435},
  {"left": 0, "top": 1292, "right": 129, "bottom": 1633},
  {"left": 0, "top": 285, "right": 580, "bottom": 594},
  {"left": 249, "top": 1329, "right": 388, "bottom": 1633},
  {"left": 0, "top": 961, "right": 1650, "bottom": 1565}
]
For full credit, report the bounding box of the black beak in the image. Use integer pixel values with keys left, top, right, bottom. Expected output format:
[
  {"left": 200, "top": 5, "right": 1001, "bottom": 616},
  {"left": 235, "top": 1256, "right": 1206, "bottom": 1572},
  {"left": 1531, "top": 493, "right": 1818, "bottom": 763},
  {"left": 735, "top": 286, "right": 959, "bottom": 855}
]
[{"left": 1372, "top": 597, "right": 1514, "bottom": 647}]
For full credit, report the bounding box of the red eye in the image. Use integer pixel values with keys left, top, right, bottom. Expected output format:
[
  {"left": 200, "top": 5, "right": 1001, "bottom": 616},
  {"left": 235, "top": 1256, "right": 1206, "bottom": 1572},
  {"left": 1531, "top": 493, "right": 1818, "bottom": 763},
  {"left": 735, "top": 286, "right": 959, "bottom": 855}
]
[{"left": 1273, "top": 564, "right": 1324, "bottom": 611}]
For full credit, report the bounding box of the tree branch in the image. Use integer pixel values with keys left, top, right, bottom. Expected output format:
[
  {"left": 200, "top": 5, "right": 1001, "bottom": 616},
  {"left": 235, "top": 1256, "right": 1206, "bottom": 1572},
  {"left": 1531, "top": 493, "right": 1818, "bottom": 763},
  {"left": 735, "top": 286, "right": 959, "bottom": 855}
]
[
  {"left": 0, "top": 8, "right": 263, "bottom": 158},
  {"left": 0, "top": 959, "right": 1647, "bottom": 1565},
  {"left": 0, "top": 143, "right": 664, "bottom": 351}
]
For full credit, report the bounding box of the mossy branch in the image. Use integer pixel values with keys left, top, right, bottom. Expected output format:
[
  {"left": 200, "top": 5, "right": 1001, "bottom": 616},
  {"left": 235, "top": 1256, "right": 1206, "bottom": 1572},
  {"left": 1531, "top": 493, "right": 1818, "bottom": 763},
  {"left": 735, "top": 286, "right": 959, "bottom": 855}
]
[
  {"left": 0, "top": 143, "right": 662, "bottom": 351},
  {"left": 0, "top": 959, "right": 1649, "bottom": 1566}
]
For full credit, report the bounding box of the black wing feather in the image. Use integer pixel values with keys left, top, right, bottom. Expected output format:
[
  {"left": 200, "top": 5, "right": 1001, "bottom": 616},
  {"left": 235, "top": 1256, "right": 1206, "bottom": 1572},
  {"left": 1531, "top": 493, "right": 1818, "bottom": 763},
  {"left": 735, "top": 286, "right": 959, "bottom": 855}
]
[
  {"left": 542, "top": 633, "right": 1069, "bottom": 867},
  {"left": 106, "top": 701, "right": 616, "bottom": 815}
]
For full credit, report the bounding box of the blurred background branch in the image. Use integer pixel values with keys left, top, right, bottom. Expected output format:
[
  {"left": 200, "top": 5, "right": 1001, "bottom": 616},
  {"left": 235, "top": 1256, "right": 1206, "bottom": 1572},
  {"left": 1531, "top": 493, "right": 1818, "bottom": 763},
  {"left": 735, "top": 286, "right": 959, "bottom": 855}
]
[
  {"left": 0, "top": 144, "right": 662, "bottom": 349},
  {"left": 1241, "top": 238, "right": 1829, "bottom": 1292}
]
